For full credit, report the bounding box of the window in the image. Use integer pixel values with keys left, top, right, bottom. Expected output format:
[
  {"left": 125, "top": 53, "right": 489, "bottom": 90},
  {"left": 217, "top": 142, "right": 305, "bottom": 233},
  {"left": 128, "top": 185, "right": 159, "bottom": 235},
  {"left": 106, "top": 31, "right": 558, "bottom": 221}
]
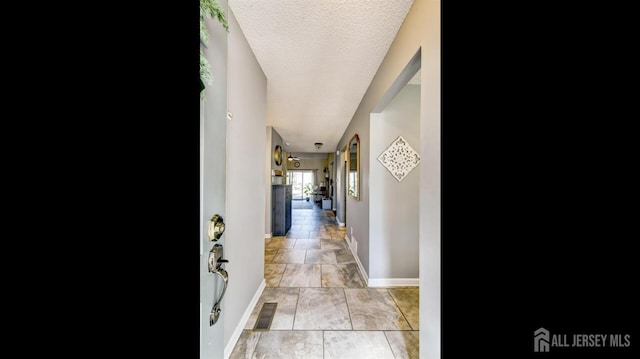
[{"left": 288, "top": 170, "right": 314, "bottom": 199}]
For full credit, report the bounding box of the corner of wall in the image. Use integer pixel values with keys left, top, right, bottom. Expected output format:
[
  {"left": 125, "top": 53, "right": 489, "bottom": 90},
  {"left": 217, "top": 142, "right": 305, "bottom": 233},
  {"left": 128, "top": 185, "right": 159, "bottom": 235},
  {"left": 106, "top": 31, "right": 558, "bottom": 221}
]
[
  {"left": 224, "top": 279, "right": 266, "bottom": 359},
  {"left": 346, "top": 233, "right": 368, "bottom": 285}
]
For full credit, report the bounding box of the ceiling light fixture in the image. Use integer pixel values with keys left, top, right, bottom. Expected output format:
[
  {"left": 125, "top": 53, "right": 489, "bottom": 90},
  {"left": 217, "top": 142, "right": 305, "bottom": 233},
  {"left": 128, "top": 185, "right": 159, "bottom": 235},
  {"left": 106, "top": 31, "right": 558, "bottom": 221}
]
[{"left": 314, "top": 142, "right": 323, "bottom": 150}]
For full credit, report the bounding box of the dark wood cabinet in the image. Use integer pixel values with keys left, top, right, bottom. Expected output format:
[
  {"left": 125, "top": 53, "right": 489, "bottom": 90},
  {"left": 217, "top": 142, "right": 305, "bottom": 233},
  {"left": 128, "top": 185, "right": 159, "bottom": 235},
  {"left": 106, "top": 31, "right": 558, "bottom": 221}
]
[{"left": 272, "top": 185, "right": 292, "bottom": 236}]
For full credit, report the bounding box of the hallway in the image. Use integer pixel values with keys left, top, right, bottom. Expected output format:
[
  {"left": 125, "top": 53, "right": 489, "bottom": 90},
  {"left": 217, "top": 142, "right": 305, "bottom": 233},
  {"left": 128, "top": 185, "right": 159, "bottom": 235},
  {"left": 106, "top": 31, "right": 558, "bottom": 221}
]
[{"left": 229, "top": 202, "right": 419, "bottom": 358}]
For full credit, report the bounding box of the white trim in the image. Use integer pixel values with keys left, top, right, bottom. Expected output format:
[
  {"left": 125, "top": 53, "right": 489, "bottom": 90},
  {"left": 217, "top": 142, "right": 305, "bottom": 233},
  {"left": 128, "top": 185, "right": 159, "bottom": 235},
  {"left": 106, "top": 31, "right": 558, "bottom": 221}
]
[
  {"left": 200, "top": 100, "right": 205, "bottom": 256},
  {"left": 367, "top": 278, "right": 419, "bottom": 287},
  {"left": 199, "top": 301, "right": 202, "bottom": 359},
  {"left": 346, "top": 234, "right": 368, "bottom": 285},
  {"left": 224, "top": 279, "right": 266, "bottom": 359},
  {"left": 336, "top": 218, "right": 345, "bottom": 227},
  {"left": 264, "top": 233, "right": 272, "bottom": 238}
]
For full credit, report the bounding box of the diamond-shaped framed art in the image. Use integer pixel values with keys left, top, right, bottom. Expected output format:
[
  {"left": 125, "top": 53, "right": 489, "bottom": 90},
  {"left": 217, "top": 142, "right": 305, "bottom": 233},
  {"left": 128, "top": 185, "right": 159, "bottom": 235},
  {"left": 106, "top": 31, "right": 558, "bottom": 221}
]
[{"left": 377, "top": 135, "right": 420, "bottom": 182}]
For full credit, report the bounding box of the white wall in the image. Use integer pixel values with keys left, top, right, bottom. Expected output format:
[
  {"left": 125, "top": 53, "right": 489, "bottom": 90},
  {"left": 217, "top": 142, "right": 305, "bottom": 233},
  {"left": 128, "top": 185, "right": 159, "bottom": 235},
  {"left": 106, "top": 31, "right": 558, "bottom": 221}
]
[
  {"left": 224, "top": 8, "right": 267, "bottom": 353},
  {"left": 370, "top": 84, "right": 420, "bottom": 280},
  {"left": 417, "top": 2, "right": 441, "bottom": 356},
  {"left": 335, "top": 0, "right": 440, "bottom": 357}
]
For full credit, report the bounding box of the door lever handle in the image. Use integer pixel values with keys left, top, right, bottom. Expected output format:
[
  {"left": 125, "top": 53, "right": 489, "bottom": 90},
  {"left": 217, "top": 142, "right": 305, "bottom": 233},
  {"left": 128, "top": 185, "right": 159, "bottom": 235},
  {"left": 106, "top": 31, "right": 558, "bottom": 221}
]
[
  {"left": 209, "top": 267, "right": 228, "bottom": 326},
  {"left": 210, "top": 302, "right": 221, "bottom": 326},
  {"left": 208, "top": 244, "right": 228, "bottom": 272}
]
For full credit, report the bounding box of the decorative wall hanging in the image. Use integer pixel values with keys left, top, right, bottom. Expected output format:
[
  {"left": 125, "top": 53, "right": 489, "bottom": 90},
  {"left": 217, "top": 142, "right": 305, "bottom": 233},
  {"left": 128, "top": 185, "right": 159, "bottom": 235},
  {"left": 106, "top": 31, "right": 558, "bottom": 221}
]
[
  {"left": 273, "top": 145, "right": 283, "bottom": 166},
  {"left": 377, "top": 135, "right": 421, "bottom": 182}
]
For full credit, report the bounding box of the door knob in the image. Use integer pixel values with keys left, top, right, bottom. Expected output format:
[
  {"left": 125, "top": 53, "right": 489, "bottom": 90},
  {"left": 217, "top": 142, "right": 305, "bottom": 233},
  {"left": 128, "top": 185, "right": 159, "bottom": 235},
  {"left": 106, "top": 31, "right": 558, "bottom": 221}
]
[{"left": 208, "top": 214, "right": 225, "bottom": 241}]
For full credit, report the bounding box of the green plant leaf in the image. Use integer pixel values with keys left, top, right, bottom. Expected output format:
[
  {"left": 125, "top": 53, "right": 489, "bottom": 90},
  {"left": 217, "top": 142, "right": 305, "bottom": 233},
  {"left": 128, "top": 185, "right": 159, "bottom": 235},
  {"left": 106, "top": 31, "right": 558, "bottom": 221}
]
[
  {"left": 200, "top": 0, "right": 229, "bottom": 32},
  {"left": 200, "top": 0, "right": 229, "bottom": 98}
]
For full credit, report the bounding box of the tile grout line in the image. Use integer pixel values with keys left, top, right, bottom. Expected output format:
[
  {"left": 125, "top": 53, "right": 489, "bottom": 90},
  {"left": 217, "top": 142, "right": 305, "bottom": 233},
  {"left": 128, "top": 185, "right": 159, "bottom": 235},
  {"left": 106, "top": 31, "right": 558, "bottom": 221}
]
[
  {"left": 342, "top": 287, "right": 354, "bottom": 331},
  {"left": 388, "top": 289, "right": 416, "bottom": 331},
  {"left": 276, "top": 263, "right": 286, "bottom": 287},
  {"left": 382, "top": 330, "right": 398, "bottom": 359},
  {"left": 237, "top": 208, "right": 417, "bottom": 357},
  {"left": 290, "top": 287, "right": 301, "bottom": 331},
  {"left": 247, "top": 330, "right": 262, "bottom": 359}
]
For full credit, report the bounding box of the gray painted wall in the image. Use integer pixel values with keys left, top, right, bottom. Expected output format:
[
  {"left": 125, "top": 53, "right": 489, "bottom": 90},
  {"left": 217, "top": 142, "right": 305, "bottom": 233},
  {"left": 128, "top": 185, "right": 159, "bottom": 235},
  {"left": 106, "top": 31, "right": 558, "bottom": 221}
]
[
  {"left": 338, "top": 126, "right": 370, "bottom": 274},
  {"left": 224, "top": 9, "right": 267, "bottom": 351},
  {"left": 335, "top": 0, "right": 440, "bottom": 357},
  {"left": 370, "top": 84, "right": 420, "bottom": 279},
  {"left": 335, "top": 147, "right": 347, "bottom": 226},
  {"left": 265, "top": 127, "right": 284, "bottom": 236},
  {"left": 326, "top": 152, "right": 336, "bottom": 208},
  {"left": 285, "top": 158, "right": 326, "bottom": 175}
]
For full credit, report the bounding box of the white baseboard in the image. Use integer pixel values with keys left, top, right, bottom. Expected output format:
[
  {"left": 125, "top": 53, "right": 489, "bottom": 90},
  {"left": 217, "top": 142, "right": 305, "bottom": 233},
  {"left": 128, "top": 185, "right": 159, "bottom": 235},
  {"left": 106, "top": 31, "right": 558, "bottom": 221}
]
[
  {"left": 264, "top": 233, "right": 272, "bottom": 238},
  {"left": 336, "top": 217, "right": 345, "bottom": 227},
  {"left": 367, "top": 278, "right": 419, "bottom": 287},
  {"left": 345, "top": 234, "right": 368, "bottom": 285},
  {"left": 224, "top": 279, "right": 266, "bottom": 359}
]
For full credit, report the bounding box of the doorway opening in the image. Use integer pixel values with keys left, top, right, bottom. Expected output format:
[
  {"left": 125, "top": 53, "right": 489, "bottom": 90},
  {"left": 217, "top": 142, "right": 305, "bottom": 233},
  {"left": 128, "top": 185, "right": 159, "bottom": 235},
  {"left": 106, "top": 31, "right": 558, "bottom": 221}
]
[
  {"left": 369, "top": 47, "right": 421, "bottom": 284},
  {"left": 287, "top": 170, "right": 314, "bottom": 200}
]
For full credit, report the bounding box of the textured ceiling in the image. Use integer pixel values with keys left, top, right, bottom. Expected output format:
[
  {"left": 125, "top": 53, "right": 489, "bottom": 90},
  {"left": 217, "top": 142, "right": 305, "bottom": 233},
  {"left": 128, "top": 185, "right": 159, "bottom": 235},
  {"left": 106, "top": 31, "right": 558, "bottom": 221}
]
[{"left": 229, "top": 0, "right": 415, "bottom": 154}]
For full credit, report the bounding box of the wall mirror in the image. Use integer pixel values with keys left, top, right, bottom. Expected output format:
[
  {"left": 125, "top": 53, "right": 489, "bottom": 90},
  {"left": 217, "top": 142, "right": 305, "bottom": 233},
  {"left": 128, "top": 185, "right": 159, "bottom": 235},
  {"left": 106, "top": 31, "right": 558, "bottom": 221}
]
[
  {"left": 273, "top": 145, "right": 283, "bottom": 166},
  {"left": 348, "top": 134, "right": 360, "bottom": 200}
]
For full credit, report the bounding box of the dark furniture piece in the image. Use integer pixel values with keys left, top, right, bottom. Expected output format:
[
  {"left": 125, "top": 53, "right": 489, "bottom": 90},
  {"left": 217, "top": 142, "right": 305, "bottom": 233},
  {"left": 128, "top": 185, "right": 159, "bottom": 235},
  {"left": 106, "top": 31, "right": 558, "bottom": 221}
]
[
  {"left": 272, "top": 184, "right": 292, "bottom": 236},
  {"left": 312, "top": 186, "right": 327, "bottom": 203}
]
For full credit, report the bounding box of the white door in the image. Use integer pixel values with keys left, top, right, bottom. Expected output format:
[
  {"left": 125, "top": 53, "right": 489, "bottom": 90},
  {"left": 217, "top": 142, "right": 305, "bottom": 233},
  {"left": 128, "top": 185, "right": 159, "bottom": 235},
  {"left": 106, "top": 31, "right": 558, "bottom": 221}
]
[
  {"left": 200, "top": 8, "right": 229, "bottom": 355},
  {"left": 200, "top": 96, "right": 227, "bottom": 358}
]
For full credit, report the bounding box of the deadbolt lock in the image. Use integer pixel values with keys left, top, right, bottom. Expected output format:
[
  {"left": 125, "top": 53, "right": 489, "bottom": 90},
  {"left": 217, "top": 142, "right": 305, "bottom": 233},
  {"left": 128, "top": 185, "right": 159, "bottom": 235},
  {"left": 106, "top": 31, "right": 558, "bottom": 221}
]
[{"left": 208, "top": 214, "right": 225, "bottom": 241}]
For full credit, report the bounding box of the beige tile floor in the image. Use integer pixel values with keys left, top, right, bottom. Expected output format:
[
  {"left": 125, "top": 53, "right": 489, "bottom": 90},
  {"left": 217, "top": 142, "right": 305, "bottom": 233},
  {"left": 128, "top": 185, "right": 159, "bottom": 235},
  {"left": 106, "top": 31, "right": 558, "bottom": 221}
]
[{"left": 229, "top": 201, "right": 419, "bottom": 358}]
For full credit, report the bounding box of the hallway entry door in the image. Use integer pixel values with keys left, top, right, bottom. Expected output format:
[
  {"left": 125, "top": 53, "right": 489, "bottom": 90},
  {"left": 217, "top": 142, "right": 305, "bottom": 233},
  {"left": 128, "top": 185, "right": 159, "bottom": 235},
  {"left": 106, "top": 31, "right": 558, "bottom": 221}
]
[
  {"left": 200, "top": 96, "right": 227, "bottom": 358},
  {"left": 199, "top": 2, "right": 232, "bottom": 356}
]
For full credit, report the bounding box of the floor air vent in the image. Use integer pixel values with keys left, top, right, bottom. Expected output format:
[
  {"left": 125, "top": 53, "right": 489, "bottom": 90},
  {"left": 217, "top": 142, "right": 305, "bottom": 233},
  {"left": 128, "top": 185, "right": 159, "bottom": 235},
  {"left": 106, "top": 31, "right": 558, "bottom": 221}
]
[{"left": 254, "top": 302, "right": 278, "bottom": 330}]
